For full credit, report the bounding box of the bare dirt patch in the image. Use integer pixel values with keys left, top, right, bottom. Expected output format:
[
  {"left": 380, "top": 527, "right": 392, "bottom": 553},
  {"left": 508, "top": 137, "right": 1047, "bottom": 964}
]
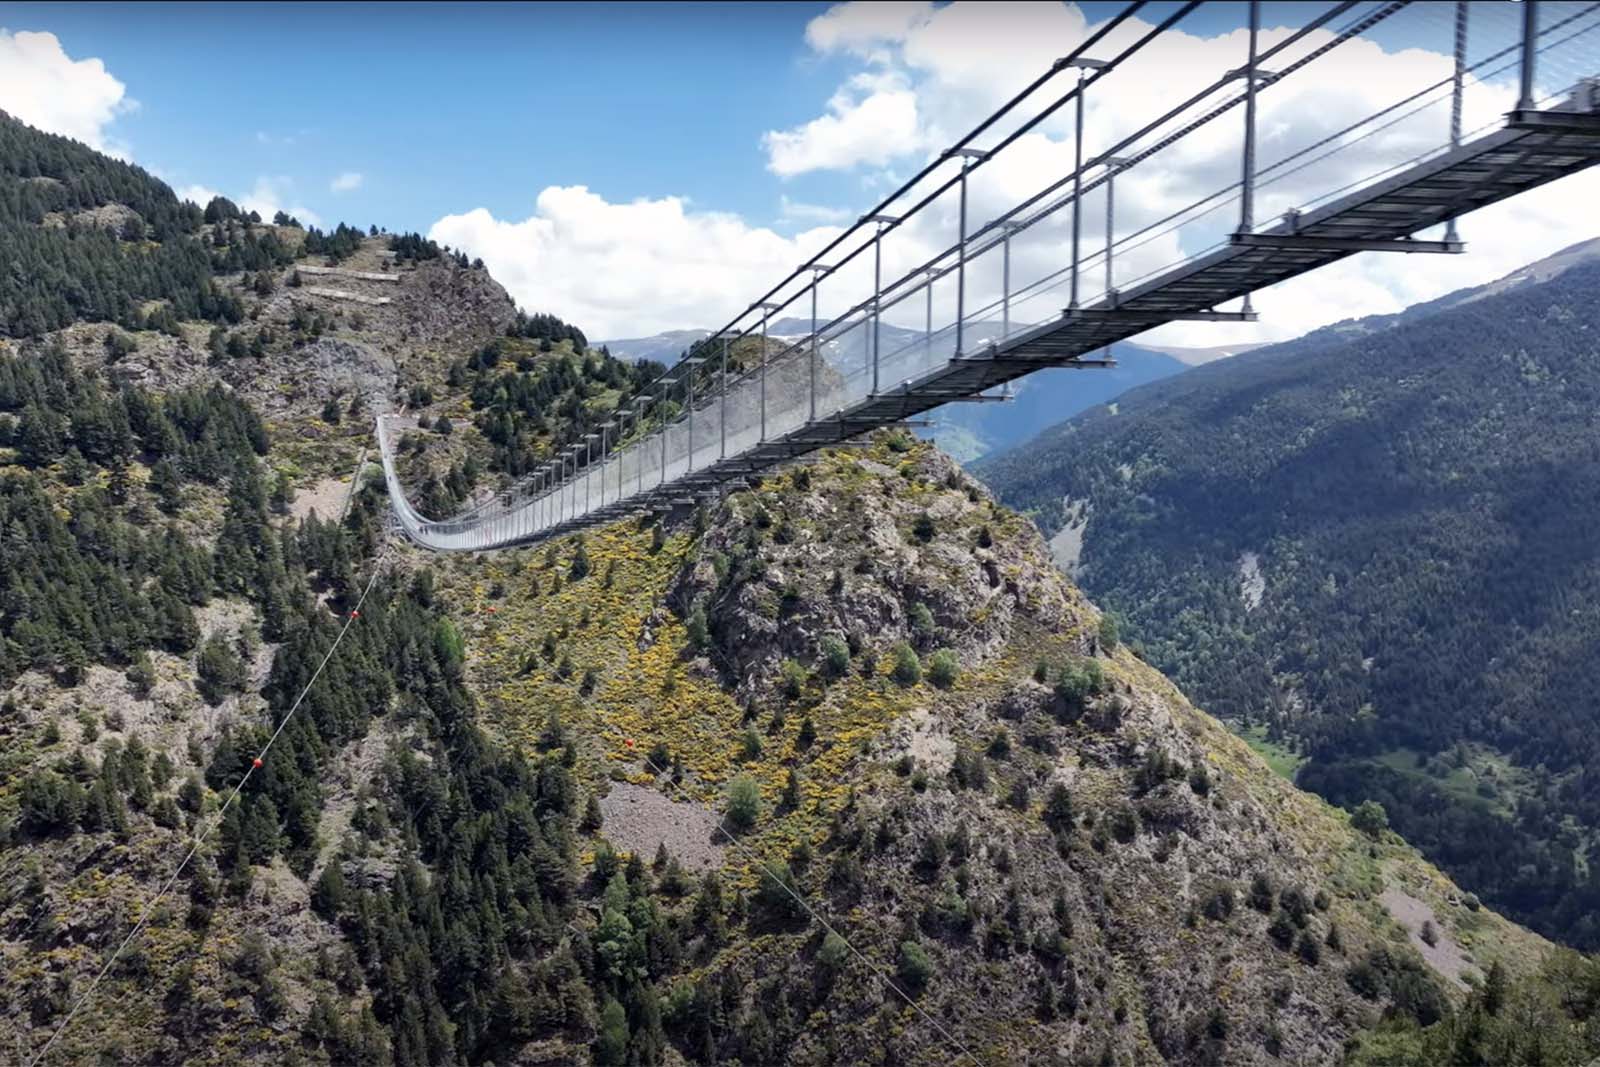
[
  {"left": 598, "top": 781, "right": 725, "bottom": 871},
  {"left": 290, "top": 475, "right": 355, "bottom": 524},
  {"left": 901, "top": 704, "right": 955, "bottom": 774},
  {"left": 1380, "top": 885, "right": 1477, "bottom": 988}
]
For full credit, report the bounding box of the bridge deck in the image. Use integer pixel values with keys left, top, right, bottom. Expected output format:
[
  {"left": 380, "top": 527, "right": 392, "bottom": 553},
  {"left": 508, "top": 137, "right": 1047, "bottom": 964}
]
[{"left": 384, "top": 103, "right": 1600, "bottom": 550}]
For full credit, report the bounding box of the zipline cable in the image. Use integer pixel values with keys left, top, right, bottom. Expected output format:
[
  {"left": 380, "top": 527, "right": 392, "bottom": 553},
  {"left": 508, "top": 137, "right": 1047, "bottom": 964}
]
[
  {"left": 631, "top": 742, "right": 983, "bottom": 1066},
  {"left": 28, "top": 549, "right": 392, "bottom": 1065}
]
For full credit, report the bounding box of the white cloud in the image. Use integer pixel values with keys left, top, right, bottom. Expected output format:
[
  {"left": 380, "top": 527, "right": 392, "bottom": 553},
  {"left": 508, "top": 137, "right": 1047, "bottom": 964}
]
[
  {"left": 176, "top": 183, "right": 222, "bottom": 208},
  {"left": 238, "top": 176, "right": 321, "bottom": 226},
  {"left": 805, "top": 1, "right": 931, "bottom": 57},
  {"left": 330, "top": 171, "right": 363, "bottom": 193},
  {"left": 176, "top": 177, "right": 321, "bottom": 227},
  {"left": 430, "top": 187, "right": 842, "bottom": 339},
  {"left": 0, "top": 29, "right": 133, "bottom": 152},
  {"left": 763, "top": 72, "right": 922, "bottom": 177},
  {"left": 779, "top": 195, "right": 852, "bottom": 225}
]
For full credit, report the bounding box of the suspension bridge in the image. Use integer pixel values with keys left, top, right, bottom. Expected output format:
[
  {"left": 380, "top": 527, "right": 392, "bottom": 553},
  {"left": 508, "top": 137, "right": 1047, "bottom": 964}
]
[{"left": 379, "top": 0, "right": 1600, "bottom": 552}]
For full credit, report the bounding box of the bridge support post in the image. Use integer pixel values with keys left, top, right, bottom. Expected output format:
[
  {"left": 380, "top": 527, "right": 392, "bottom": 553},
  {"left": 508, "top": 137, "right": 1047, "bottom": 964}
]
[
  {"left": 1239, "top": 0, "right": 1260, "bottom": 236},
  {"left": 872, "top": 225, "right": 884, "bottom": 393},
  {"left": 1518, "top": 0, "right": 1539, "bottom": 113},
  {"left": 1070, "top": 69, "right": 1087, "bottom": 309},
  {"left": 1002, "top": 226, "right": 1011, "bottom": 339},
  {"left": 1104, "top": 157, "right": 1128, "bottom": 357},
  {"left": 635, "top": 398, "right": 649, "bottom": 497},
  {"left": 659, "top": 384, "right": 668, "bottom": 489},
  {"left": 720, "top": 337, "right": 729, "bottom": 459},
  {"left": 758, "top": 304, "right": 778, "bottom": 441},
  {"left": 585, "top": 434, "right": 596, "bottom": 515},
  {"left": 956, "top": 159, "right": 971, "bottom": 356},
  {"left": 924, "top": 271, "right": 933, "bottom": 363},
  {"left": 600, "top": 423, "right": 609, "bottom": 508},
  {"left": 687, "top": 369, "right": 695, "bottom": 472},
  {"left": 1445, "top": 1, "right": 1468, "bottom": 245},
  {"left": 809, "top": 273, "right": 821, "bottom": 422}
]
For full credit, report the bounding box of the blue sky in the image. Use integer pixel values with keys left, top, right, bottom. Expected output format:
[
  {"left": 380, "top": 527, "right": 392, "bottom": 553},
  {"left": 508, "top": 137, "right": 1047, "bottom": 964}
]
[
  {"left": 0, "top": 1, "right": 1260, "bottom": 235},
  {"left": 3, "top": 2, "right": 848, "bottom": 230},
  {"left": 3, "top": 2, "right": 1595, "bottom": 342}
]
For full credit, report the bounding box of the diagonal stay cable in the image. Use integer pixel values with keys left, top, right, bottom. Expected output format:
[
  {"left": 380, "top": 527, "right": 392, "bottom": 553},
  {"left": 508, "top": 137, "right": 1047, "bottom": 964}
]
[{"left": 27, "top": 549, "right": 392, "bottom": 1067}]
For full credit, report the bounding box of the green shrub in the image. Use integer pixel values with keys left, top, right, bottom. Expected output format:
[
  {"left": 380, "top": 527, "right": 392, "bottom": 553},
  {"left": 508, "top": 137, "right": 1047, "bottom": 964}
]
[
  {"left": 1098, "top": 612, "right": 1120, "bottom": 650},
  {"left": 569, "top": 537, "right": 591, "bottom": 580},
  {"left": 126, "top": 652, "right": 156, "bottom": 698},
  {"left": 1351, "top": 800, "right": 1389, "bottom": 837},
  {"left": 1044, "top": 785, "right": 1075, "bottom": 833},
  {"left": 754, "top": 859, "right": 805, "bottom": 924},
  {"left": 912, "top": 513, "right": 935, "bottom": 543},
  {"left": 196, "top": 635, "right": 247, "bottom": 706},
  {"left": 908, "top": 603, "right": 935, "bottom": 643},
  {"left": 779, "top": 659, "right": 806, "bottom": 700},
  {"left": 891, "top": 643, "right": 922, "bottom": 687},
  {"left": 896, "top": 941, "right": 934, "bottom": 995},
  {"left": 819, "top": 635, "right": 850, "bottom": 679},
  {"left": 817, "top": 931, "right": 849, "bottom": 975},
  {"left": 19, "top": 770, "right": 85, "bottom": 835},
  {"left": 1054, "top": 656, "right": 1107, "bottom": 712},
  {"left": 950, "top": 749, "right": 988, "bottom": 791},
  {"left": 987, "top": 729, "right": 1011, "bottom": 759},
  {"left": 927, "top": 649, "right": 959, "bottom": 689},
  {"left": 686, "top": 602, "right": 710, "bottom": 649},
  {"left": 726, "top": 775, "right": 761, "bottom": 830}
]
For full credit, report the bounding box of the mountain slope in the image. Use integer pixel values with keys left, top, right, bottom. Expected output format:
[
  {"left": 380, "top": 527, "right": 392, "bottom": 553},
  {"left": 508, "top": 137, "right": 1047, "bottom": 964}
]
[
  {"left": 924, "top": 345, "right": 1191, "bottom": 462},
  {"left": 975, "top": 250, "right": 1600, "bottom": 951},
  {"left": 2, "top": 111, "right": 1596, "bottom": 1067}
]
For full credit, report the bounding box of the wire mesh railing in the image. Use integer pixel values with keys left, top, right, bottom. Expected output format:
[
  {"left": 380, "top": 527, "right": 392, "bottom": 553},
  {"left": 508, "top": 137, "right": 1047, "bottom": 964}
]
[{"left": 383, "top": 0, "right": 1600, "bottom": 551}]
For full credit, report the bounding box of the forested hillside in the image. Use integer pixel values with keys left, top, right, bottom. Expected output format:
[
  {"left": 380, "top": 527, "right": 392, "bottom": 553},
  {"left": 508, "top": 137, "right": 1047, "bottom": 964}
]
[
  {"left": 4, "top": 110, "right": 1600, "bottom": 1067},
  {"left": 978, "top": 255, "right": 1600, "bottom": 950}
]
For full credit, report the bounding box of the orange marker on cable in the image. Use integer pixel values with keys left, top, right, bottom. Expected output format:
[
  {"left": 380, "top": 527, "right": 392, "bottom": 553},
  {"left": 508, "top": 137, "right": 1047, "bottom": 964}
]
[{"left": 252, "top": 758, "right": 263, "bottom": 769}]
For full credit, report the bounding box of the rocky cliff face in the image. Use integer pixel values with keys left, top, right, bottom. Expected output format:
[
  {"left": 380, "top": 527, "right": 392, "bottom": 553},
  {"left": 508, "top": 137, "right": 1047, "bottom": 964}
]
[{"left": 441, "top": 433, "right": 1551, "bottom": 1065}]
